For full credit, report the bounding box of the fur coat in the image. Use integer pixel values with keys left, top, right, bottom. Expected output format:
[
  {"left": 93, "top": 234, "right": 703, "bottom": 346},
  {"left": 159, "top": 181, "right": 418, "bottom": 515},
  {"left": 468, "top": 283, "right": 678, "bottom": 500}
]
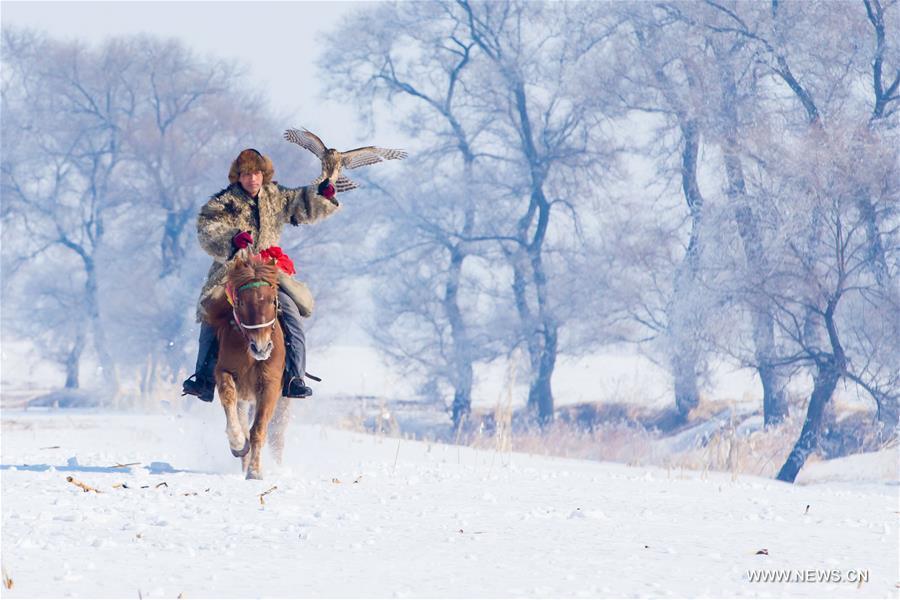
[{"left": 195, "top": 181, "right": 340, "bottom": 321}]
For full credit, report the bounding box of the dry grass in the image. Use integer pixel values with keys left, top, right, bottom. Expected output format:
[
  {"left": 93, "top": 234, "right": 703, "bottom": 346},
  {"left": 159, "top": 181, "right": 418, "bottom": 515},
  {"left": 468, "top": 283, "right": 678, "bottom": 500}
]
[
  {"left": 664, "top": 411, "right": 802, "bottom": 478},
  {"left": 65, "top": 475, "right": 103, "bottom": 493},
  {"left": 466, "top": 405, "right": 768, "bottom": 478},
  {"left": 340, "top": 385, "right": 896, "bottom": 480},
  {"left": 459, "top": 395, "right": 892, "bottom": 479},
  {"left": 482, "top": 419, "right": 661, "bottom": 466}
]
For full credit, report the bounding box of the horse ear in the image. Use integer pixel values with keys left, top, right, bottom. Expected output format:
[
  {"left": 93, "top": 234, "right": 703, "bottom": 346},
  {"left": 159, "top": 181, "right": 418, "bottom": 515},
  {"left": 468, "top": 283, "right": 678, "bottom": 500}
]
[
  {"left": 233, "top": 247, "right": 250, "bottom": 265},
  {"left": 227, "top": 250, "right": 246, "bottom": 277}
]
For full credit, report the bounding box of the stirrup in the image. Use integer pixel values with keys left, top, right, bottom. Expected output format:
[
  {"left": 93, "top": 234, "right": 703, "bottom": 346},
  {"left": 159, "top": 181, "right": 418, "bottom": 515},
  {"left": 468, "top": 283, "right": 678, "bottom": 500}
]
[
  {"left": 182, "top": 373, "right": 215, "bottom": 402},
  {"left": 283, "top": 377, "right": 313, "bottom": 399}
]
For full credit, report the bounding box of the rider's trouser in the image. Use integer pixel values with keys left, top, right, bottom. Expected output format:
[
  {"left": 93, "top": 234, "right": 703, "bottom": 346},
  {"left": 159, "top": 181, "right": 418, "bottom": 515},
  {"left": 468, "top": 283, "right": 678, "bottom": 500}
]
[{"left": 277, "top": 289, "right": 306, "bottom": 388}]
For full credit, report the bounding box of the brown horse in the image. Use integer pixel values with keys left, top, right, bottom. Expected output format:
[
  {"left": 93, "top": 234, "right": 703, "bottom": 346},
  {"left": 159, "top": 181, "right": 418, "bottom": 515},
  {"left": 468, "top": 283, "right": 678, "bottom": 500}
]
[{"left": 204, "top": 253, "right": 291, "bottom": 480}]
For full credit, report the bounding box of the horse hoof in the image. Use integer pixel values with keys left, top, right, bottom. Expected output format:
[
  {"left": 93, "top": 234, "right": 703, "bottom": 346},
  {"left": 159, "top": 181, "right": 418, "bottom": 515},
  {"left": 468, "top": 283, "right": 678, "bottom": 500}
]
[
  {"left": 246, "top": 469, "right": 262, "bottom": 480},
  {"left": 231, "top": 439, "right": 250, "bottom": 458}
]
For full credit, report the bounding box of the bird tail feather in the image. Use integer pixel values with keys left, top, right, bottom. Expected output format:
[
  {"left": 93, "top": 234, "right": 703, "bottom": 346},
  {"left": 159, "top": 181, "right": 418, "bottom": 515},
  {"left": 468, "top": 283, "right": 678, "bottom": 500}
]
[{"left": 335, "top": 175, "right": 359, "bottom": 192}]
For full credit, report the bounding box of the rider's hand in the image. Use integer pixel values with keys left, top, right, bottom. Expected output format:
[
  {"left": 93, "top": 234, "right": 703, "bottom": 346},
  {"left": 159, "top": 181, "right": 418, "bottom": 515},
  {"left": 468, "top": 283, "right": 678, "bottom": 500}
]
[
  {"left": 232, "top": 231, "right": 253, "bottom": 250},
  {"left": 317, "top": 179, "right": 336, "bottom": 201}
]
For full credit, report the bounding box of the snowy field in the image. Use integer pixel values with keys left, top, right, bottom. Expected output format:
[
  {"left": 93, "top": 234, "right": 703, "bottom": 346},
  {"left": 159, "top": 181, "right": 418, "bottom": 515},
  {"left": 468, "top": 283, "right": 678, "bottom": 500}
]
[{"left": 1, "top": 409, "right": 897, "bottom": 598}]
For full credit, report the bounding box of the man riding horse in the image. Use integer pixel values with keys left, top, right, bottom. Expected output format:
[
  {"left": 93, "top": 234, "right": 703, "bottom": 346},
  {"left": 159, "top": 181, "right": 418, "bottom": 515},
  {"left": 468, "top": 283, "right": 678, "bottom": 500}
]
[{"left": 182, "top": 148, "right": 340, "bottom": 402}]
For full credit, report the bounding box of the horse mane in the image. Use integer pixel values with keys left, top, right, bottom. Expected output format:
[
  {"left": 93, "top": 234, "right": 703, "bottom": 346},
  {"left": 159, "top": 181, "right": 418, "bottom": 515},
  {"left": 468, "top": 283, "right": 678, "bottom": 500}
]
[
  {"left": 228, "top": 255, "right": 279, "bottom": 290},
  {"left": 204, "top": 254, "right": 279, "bottom": 329}
]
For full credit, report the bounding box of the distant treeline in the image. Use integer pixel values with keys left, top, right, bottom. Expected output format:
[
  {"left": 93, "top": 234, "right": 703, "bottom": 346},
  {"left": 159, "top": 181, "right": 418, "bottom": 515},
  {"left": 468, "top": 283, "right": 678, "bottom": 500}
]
[{"left": 2, "top": 0, "right": 898, "bottom": 483}]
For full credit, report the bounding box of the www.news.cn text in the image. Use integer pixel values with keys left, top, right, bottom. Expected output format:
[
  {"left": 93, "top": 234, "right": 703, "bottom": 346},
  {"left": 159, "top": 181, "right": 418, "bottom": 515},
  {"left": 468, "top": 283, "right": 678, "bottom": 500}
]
[{"left": 747, "top": 569, "right": 870, "bottom": 584}]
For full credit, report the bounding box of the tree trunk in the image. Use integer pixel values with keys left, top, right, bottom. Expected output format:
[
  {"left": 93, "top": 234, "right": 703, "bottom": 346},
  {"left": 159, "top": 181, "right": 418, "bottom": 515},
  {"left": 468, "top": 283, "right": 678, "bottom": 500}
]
[
  {"left": 509, "top": 250, "right": 557, "bottom": 426},
  {"left": 668, "top": 267, "right": 701, "bottom": 419},
  {"left": 875, "top": 397, "right": 899, "bottom": 434},
  {"left": 778, "top": 302, "right": 846, "bottom": 483},
  {"left": 776, "top": 359, "right": 841, "bottom": 483},
  {"left": 528, "top": 227, "right": 557, "bottom": 425},
  {"left": 503, "top": 244, "right": 539, "bottom": 412},
  {"left": 448, "top": 159, "right": 476, "bottom": 429},
  {"left": 668, "top": 118, "right": 704, "bottom": 420},
  {"left": 671, "top": 350, "right": 700, "bottom": 418},
  {"left": 758, "top": 360, "right": 788, "bottom": 426},
  {"left": 84, "top": 257, "right": 120, "bottom": 404},
  {"left": 140, "top": 355, "right": 151, "bottom": 405},
  {"left": 668, "top": 258, "right": 701, "bottom": 419},
  {"left": 735, "top": 193, "right": 789, "bottom": 426},
  {"left": 855, "top": 193, "right": 891, "bottom": 286},
  {"left": 717, "top": 51, "right": 789, "bottom": 426},
  {"left": 160, "top": 206, "right": 193, "bottom": 277},
  {"left": 526, "top": 322, "right": 557, "bottom": 425},
  {"left": 64, "top": 331, "right": 86, "bottom": 389},
  {"left": 501, "top": 78, "right": 559, "bottom": 425},
  {"left": 140, "top": 352, "right": 160, "bottom": 410},
  {"left": 446, "top": 246, "right": 474, "bottom": 429}
]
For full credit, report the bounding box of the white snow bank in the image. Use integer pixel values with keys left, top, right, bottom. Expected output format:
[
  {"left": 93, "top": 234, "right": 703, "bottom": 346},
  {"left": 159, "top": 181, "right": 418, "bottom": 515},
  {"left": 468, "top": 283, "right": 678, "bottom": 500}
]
[
  {"left": 2, "top": 410, "right": 897, "bottom": 598},
  {"left": 797, "top": 447, "right": 900, "bottom": 486}
]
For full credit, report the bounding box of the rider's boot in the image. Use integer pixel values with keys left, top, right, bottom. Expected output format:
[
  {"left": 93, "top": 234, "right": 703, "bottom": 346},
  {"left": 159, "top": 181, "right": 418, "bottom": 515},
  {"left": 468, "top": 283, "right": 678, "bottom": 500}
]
[
  {"left": 182, "top": 322, "right": 218, "bottom": 402},
  {"left": 279, "top": 289, "right": 313, "bottom": 398}
]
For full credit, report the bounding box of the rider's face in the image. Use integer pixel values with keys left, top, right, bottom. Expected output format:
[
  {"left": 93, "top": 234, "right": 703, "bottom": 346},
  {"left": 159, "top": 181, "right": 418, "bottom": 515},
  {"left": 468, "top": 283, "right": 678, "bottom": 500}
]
[{"left": 239, "top": 170, "right": 263, "bottom": 197}]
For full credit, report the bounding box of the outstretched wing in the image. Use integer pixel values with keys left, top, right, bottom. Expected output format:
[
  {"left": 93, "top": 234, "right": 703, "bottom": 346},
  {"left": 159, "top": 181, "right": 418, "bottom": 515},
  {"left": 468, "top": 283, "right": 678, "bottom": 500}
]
[
  {"left": 311, "top": 175, "right": 359, "bottom": 191},
  {"left": 341, "top": 146, "right": 408, "bottom": 170},
  {"left": 335, "top": 175, "right": 360, "bottom": 192},
  {"left": 283, "top": 128, "right": 327, "bottom": 159}
]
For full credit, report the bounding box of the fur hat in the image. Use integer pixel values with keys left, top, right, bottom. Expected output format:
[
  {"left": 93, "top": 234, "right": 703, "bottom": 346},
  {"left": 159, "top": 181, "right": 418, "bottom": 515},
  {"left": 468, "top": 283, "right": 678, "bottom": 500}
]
[{"left": 228, "top": 148, "right": 274, "bottom": 185}]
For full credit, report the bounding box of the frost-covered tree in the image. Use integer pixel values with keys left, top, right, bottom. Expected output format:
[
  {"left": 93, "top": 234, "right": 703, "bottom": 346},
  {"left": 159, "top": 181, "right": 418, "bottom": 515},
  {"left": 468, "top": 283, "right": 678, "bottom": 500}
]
[
  {"left": 2, "top": 29, "right": 139, "bottom": 400},
  {"left": 694, "top": 0, "right": 900, "bottom": 443},
  {"left": 1, "top": 29, "right": 325, "bottom": 403},
  {"left": 328, "top": 0, "right": 618, "bottom": 424},
  {"left": 116, "top": 36, "right": 281, "bottom": 400},
  {"left": 123, "top": 37, "right": 247, "bottom": 278},
  {"left": 617, "top": 6, "right": 722, "bottom": 421},
  {"left": 326, "top": 1, "right": 490, "bottom": 426},
  {"left": 756, "top": 126, "right": 900, "bottom": 482},
  {"left": 453, "top": 0, "right": 617, "bottom": 423}
]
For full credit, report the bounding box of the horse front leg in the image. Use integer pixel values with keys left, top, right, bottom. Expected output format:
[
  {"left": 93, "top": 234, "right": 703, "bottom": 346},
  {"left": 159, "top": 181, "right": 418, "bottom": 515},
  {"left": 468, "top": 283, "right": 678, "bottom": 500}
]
[
  {"left": 268, "top": 396, "right": 291, "bottom": 466},
  {"left": 245, "top": 384, "right": 280, "bottom": 480},
  {"left": 216, "top": 371, "right": 249, "bottom": 458},
  {"left": 238, "top": 400, "right": 253, "bottom": 473}
]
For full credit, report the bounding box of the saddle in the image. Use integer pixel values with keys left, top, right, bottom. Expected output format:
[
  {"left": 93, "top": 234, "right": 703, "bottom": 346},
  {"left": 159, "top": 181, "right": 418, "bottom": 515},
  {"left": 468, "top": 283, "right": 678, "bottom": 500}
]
[
  {"left": 277, "top": 272, "right": 314, "bottom": 317},
  {"left": 255, "top": 246, "right": 314, "bottom": 317}
]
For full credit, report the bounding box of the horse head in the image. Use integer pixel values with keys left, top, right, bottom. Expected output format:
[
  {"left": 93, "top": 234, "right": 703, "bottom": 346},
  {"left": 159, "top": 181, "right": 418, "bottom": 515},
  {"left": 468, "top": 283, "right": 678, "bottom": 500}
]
[{"left": 226, "top": 253, "right": 280, "bottom": 361}]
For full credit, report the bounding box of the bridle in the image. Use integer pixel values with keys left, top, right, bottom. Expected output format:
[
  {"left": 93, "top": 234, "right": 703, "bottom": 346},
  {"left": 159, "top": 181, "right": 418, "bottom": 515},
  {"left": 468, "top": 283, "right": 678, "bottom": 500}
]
[{"left": 228, "top": 280, "right": 278, "bottom": 331}]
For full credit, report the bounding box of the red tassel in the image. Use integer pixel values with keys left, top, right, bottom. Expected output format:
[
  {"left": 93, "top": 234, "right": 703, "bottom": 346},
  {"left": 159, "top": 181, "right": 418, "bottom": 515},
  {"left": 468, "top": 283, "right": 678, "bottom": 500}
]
[{"left": 257, "top": 246, "right": 296, "bottom": 275}]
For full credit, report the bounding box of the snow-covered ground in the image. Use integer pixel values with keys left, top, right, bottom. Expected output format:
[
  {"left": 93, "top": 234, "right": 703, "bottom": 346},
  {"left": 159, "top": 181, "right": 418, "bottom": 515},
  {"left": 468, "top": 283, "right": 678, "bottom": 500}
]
[{"left": 1, "top": 409, "right": 897, "bottom": 598}]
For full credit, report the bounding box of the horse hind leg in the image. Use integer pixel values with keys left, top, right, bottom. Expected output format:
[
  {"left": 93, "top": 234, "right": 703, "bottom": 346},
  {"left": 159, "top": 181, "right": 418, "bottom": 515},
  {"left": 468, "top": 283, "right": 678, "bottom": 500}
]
[
  {"left": 216, "top": 371, "right": 249, "bottom": 458},
  {"left": 238, "top": 400, "right": 253, "bottom": 472},
  {"left": 246, "top": 386, "right": 280, "bottom": 480},
  {"left": 268, "top": 397, "right": 291, "bottom": 466}
]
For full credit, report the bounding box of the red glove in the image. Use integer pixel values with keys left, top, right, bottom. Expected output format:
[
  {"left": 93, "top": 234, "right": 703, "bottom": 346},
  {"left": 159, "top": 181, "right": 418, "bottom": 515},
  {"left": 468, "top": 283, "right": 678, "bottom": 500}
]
[
  {"left": 232, "top": 231, "right": 253, "bottom": 250},
  {"left": 318, "top": 179, "right": 336, "bottom": 201}
]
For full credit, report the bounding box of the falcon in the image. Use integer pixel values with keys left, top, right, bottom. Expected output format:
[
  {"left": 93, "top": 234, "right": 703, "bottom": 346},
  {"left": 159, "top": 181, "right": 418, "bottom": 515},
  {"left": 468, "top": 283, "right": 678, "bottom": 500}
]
[{"left": 283, "top": 128, "right": 408, "bottom": 192}]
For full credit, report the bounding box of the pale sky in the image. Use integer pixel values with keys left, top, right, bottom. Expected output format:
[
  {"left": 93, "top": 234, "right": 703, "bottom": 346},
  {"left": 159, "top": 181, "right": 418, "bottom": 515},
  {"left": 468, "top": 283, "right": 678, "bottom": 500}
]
[{"left": 1, "top": 1, "right": 388, "bottom": 148}]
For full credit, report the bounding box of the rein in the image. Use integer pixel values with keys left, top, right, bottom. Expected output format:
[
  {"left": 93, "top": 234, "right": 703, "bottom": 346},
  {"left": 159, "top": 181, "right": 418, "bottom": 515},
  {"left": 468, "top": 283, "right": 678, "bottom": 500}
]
[{"left": 227, "top": 280, "right": 278, "bottom": 330}]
